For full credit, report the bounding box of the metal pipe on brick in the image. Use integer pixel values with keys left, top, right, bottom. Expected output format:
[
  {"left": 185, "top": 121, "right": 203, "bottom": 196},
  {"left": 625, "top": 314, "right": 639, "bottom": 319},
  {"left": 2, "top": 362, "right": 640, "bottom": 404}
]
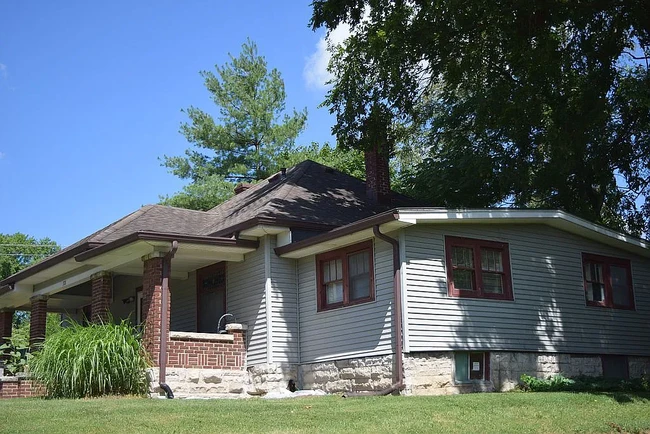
[
  {"left": 159, "top": 240, "right": 178, "bottom": 398},
  {"left": 372, "top": 225, "right": 405, "bottom": 393}
]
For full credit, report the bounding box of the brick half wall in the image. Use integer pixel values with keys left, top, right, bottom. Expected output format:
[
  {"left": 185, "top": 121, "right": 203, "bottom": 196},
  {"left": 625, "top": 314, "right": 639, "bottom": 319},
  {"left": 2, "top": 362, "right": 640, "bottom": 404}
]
[
  {"left": 0, "top": 377, "right": 45, "bottom": 399},
  {"left": 166, "top": 327, "right": 246, "bottom": 370}
]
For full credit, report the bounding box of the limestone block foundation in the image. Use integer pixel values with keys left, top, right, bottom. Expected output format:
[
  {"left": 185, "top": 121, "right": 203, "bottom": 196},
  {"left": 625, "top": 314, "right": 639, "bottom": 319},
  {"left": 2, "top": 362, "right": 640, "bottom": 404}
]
[
  {"left": 629, "top": 357, "right": 650, "bottom": 378},
  {"left": 403, "top": 352, "right": 488, "bottom": 395},
  {"left": 490, "top": 352, "right": 602, "bottom": 391},
  {"left": 147, "top": 367, "right": 249, "bottom": 398},
  {"left": 247, "top": 363, "right": 298, "bottom": 395},
  {"left": 299, "top": 355, "right": 394, "bottom": 393}
]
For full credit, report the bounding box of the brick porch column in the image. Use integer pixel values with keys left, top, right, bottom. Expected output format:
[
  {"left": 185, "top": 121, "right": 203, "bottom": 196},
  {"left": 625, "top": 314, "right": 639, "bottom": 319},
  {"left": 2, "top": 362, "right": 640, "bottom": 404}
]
[
  {"left": 0, "top": 310, "right": 14, "bottom": 353},
  {"left": 90, "top": 271, "right": 112, "bottom": 323},
  {"left": 141, "top": 253, "right": 170, "bottom": 367},
  {"left": 29, "top": 295, "right": 48, "bottom": 350}
]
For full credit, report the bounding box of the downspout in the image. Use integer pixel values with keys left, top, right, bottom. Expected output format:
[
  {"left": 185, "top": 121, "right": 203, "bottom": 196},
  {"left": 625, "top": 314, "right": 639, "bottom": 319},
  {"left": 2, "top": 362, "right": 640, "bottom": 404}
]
[
  {"left": 342, "top": 226, "right": 404, "bottom": 398},
  {"left": 373, "top": 225, "right": 404, "bottom": 391},
  {"left": 159, "top": 240, "right": 178, "bottom": 398}
]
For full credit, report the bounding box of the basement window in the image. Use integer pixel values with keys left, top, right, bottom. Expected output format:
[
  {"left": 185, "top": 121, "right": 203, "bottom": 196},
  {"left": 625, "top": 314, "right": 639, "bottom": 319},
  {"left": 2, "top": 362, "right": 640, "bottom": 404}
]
[
  {"left": 455, "top": 352, "right": 490, "bottom": 383},
  {"left": 316, "top": 241, "right": 374, "bottom": 311}
]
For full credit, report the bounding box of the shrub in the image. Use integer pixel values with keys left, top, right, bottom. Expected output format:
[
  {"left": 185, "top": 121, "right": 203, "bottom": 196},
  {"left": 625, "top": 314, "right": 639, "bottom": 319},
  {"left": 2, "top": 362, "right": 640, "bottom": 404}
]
[
  {"left": 0, "top": 335, "right": 30, "bottom": 375},
  {"left": 29, "top": 318, "right": 149, "bottom": 398},
  {"left": 519, "top": 373, "right": 650, "bottom": 393}
]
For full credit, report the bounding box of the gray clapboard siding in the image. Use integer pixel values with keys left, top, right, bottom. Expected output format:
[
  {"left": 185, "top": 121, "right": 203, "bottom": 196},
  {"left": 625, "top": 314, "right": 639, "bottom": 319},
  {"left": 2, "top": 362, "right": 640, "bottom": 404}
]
[
  {"left": 403, "top": 224, "right": 650, "bottom": 356},
  {"left": 170, "top": 272, "right": 197, "bottom": 332},
  {"left": 269, "top": 236, "right": 300, "bottom": 363},
  {"left": 110, "top": 275, "right": 142, "bottom": 323},
  {"left": 228, "top": 239, "right": 267, "bottom": 365},
  {"left": 297, "top": 238, "right": 395, "bottom": 363}
]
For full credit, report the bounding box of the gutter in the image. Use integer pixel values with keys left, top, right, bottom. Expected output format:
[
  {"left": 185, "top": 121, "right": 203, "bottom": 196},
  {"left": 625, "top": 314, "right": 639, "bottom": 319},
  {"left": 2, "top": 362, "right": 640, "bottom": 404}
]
[
  {"left": 159, "top": 240, "right": 178, "bottom": 399},
  {"left": 74, "top": 231, "right": 259, "bottom": 262},
  {"left": 372, "top": 225, "right": 405, "bottom": 393},
  {"left": 275, "top": 210, "right": 400, "bottom": 256}
]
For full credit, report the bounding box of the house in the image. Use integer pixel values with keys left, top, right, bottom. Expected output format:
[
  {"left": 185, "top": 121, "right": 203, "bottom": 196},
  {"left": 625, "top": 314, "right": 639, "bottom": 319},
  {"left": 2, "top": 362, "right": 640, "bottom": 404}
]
[{"left": 1, "top": 153, "right": 649, "bottom": 397}]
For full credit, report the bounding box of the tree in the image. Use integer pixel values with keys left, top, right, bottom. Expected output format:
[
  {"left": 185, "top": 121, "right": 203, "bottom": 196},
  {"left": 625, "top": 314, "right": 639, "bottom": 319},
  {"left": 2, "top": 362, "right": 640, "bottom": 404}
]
[
  {"left": 161, "top": 39, "right": 308, "bottom": 209},
  {"left": 311, "top": 1, "right": 650, "bottom": 235},
  {"left": 0, "top": 233, "right": 60, "bottom": 281},
  {"left": 1, "top": 233, "right": 61, "bottom": 346}
]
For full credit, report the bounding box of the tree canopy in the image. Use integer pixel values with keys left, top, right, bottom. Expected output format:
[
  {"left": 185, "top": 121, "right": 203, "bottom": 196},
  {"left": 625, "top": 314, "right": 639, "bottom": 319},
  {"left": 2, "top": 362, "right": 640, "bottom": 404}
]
[
  {"left": 311, "top": 0, "right": 650, "bottom": 235},
  {"left": 0, "top": 233, "right": 60, "bottom": 281},
  {"left": 161, "top": 39, "right": 309, "bottom": 210}
]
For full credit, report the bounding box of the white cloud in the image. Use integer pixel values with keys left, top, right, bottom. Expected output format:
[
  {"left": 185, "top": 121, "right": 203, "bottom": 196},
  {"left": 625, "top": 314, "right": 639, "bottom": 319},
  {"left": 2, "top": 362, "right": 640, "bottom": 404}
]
[
  {"left": 0, "top": 63, "right": 6, "bottom": 79},
  {"left": 0, "top": 152, "right": 5, "bottom": 159},
  {"left": 303, "top": 25, "right": 351, "bottom": 90}
]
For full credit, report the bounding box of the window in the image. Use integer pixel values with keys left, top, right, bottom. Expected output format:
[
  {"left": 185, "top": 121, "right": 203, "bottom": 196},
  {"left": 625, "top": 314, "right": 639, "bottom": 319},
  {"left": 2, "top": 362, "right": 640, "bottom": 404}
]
[
  {"left": 445, "top": 236, "right": 513, "bottom": 300},
  {"left": 316, "top": 241, "right": 374, "bottom": 311},
  {"left": 455, "top": 352, "right": 490, "bottom": 382},
  {"left": 582, "top": 253, "right": 634, "bottom": 310},
  {"left": 601, "top": 355, "right": 629, "bottom": 380}
]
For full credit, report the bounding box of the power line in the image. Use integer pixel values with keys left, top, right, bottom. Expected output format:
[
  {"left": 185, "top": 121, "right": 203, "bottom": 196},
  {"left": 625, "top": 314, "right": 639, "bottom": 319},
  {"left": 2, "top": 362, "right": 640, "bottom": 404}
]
[
  {"left": 0, "top": 244, "right": 58, "bottom": 248},
  {"left": 0, "top": 253, "right": 54, "bottom": 257}
]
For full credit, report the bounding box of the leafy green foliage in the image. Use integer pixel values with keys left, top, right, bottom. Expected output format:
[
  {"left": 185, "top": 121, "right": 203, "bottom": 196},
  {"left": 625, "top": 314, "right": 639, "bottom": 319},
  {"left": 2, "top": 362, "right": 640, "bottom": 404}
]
[
  {"left": 283, "top": 143, "right": 366, "bottom": 180},
  {"left": 0, "top": 233, "right": 60, "bottom": 280},
  {"left": 9, "top": 312, "right": 63, "bottom": 350},
  {"left": 312, "top": 0, "right": 650, "bottom": 234},
  {"left": 161, "top": 142, "right": 373, "bottom": 210},
  {"left": 159, "top": 174, "right": 239, "bottom": 211},
  {"left": 0, "top": 335, "right": 30, "bottom": 375},
  {"left": 161, "top": 39, "right": 308, "bottom": 210},
  {"left": 519, "top": 374, "right": 650, "bottom": 393},
  {"left": 29, "top": 318, "right": 149, "bottom": 398}
]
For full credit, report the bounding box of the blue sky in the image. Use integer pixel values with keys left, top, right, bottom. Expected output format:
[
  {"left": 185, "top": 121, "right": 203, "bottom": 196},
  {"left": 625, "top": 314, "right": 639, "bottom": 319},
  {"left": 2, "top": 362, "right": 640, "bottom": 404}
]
[{"left": 0, "top": 1, "right": 342, "bottom": 247}]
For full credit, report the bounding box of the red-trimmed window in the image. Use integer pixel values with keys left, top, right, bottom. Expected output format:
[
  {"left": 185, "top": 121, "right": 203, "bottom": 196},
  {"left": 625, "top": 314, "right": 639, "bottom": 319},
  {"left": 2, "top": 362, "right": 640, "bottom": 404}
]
[
  {"left": 582, "top": 253, "right": 634, "bottom": 310},
  {"left": 316, "top": 241, "right": 374, "bottom": 311},
  {"left": 445, "top": 236, "right": 513, "bottom": 300}
]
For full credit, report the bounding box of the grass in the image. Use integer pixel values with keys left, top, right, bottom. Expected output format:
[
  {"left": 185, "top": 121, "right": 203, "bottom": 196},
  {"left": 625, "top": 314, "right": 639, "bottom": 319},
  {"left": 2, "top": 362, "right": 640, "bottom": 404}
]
[{"left": 1, "top": 392, "right": 650, "bottom": 433}]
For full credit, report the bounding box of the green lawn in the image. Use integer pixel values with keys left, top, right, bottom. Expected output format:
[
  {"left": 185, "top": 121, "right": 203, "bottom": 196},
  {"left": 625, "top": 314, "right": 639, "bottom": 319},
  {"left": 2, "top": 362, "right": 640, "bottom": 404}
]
[{"left": 1, "top": 392, "right": 649, "bottom": 434}]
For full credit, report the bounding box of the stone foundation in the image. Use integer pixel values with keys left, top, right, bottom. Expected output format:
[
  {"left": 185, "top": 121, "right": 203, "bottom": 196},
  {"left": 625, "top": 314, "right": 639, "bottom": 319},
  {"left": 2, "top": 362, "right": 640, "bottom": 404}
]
[
  {"left": 247, "top": 363, "right": 298, "bottom": 395},
  {"left": 629, "top": 357, "right": 650, "bottom": 378},
  {"left": 147, "top": 367, "right": 249, "bottom": 398},
  {"left": 490, "top": 352, "right": 602, "bottom": 391},
  {"left": 403, "top": 352, "right": 485, "bottom": 395},
  {"left": 299, "top": 355, "right": 394, "bottom": 393},
  {"left": 144, "top": 351, "right": 650, "bottom": 398}
]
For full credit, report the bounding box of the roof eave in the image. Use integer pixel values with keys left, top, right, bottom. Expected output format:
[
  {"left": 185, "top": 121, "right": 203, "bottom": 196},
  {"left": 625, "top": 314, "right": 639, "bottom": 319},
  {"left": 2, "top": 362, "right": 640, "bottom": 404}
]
[
  {"left": 0, "top": 242, "right": 102, "bottom": 286},
  {"left": 74, "top": 231, "right": 260, "bottom": 262},
  {"left": 275, "top": 210, "right": 401, "bottom": 257},
  {"left": 210, "top": 216, "right": 337, "bottom": 238}
]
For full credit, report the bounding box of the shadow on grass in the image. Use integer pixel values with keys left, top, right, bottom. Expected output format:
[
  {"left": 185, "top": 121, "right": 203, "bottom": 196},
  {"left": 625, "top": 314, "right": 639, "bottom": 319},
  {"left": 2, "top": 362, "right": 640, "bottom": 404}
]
[{"left": 580, "top": 391, "right": 650, "bottom": 404}]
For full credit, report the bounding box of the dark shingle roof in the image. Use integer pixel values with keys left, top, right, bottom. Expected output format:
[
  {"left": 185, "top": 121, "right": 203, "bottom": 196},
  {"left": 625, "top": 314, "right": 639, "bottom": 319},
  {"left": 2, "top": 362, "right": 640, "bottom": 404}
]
[
  {"left": 1, "top": 160, "right": 423, "bottom": 285},
  {"left": 203, "top": 160, "right": 422, "bottom": 236}
]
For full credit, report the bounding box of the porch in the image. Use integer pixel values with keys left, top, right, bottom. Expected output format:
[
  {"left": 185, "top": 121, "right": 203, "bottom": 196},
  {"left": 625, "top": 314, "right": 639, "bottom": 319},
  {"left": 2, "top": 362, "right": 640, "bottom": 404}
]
[{"left": 0, "top": 233, "right": 260, "bottom": 397}]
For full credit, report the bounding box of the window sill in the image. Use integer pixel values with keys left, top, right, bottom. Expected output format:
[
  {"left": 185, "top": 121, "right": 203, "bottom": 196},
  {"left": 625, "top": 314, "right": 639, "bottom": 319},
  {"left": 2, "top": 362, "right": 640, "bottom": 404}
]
[
  {"left": 585, "top": 302, "right": 635, "bottom": 311},
  {"left": 317, "top": 298, "right": 377, "bottom": 313}
]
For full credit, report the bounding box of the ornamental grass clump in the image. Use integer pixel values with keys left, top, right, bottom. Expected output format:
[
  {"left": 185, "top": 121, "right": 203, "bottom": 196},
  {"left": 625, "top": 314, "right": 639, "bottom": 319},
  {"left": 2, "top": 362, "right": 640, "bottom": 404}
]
[{"left": 29, "top": 318, "right": 149, "bottom": 398}]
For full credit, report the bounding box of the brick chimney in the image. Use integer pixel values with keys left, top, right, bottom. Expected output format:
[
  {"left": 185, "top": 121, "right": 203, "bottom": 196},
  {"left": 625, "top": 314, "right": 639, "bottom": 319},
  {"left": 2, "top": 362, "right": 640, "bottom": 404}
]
[
  {"left": 234, "top": 183, "right": 253, "bottom": 195},
  {"left": 365, "top": 145, "right": 391, "bottom": 206}
]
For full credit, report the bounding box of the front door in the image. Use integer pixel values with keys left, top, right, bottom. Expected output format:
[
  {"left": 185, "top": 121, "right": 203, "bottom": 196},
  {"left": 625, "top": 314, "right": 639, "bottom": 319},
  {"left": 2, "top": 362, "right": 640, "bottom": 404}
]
[{"left": 197, "top": 262, "right": 227, "bottom": 333}]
